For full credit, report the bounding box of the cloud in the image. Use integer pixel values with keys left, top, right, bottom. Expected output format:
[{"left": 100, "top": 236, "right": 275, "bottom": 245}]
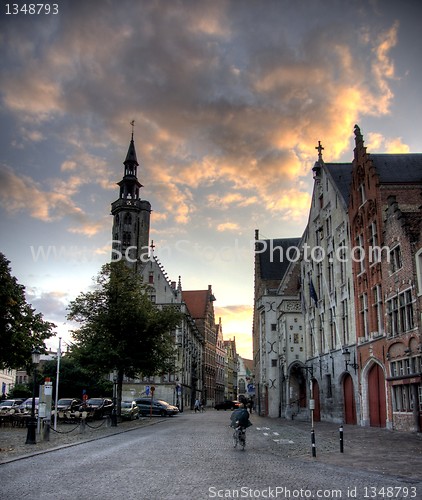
[
  {"left": 366, "top": 132, "right": 410, "bottom": 153},
  {"left": 25, "top": 289, "right": 68, "bottom": 323},
  {"left": 0, "top": 1, "right": 402, "bottom": 231},
  {"left": 0, "top": 164, "right": 105, "bottom": 235},
  {"left": 216, "top": 222, "right": 240, "bottom": 232}
]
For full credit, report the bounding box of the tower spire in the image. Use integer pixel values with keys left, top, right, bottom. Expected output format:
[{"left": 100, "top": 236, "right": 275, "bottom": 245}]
[{"left": 110, "top": 126, "right": 151, "bottom": 269}]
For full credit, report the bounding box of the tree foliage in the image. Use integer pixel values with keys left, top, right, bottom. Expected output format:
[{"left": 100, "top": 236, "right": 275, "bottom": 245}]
[
  {"left": 67, "top": 261, "right": 182, "bottom": 381},
  {"left": 42, "top": 356, "right": 113, "bottom": 399},
  {"left": 0, "top": 252, "right": 55, "bottom": 370}
]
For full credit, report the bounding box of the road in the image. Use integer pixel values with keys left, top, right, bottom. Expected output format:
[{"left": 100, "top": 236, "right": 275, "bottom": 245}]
[{"left": 1, "top": 410, "right": 420, "bottom": 500}]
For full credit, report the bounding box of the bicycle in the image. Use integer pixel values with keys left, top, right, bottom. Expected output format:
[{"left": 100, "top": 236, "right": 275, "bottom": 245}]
[{"left": 232, "top": 422, "right": 246, "bottom": 450}]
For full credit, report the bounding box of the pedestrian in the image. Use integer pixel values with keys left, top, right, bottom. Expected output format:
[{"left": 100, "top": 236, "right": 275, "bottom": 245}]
[{"left": 194, "top": 398, "right": 201, "bottom": 413}]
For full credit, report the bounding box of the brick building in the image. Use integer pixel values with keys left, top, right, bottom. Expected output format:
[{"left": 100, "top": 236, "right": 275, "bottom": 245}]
[
  {"left": 183, "top": 286, "right": 217, "bottom": 407},
  {"left": 349, "top": 125, "right": 422, "bottom": 430}
]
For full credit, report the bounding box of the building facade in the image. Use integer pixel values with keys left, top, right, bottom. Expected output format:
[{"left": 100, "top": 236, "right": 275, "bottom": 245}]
[{"left": 301, "top": 147, "right": 358, "bottom": 424}]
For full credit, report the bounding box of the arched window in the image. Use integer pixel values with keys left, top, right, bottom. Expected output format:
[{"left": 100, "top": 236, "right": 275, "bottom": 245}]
[{"left": 124, "top": 213, "right": 132, "bottom": 226}]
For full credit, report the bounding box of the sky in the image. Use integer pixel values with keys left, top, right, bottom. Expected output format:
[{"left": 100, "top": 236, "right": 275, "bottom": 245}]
[{"left": 1, "top": 0, "right": 422, "bottom": 359}]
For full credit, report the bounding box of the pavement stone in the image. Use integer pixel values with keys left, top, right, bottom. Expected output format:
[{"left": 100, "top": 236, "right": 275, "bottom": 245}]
[
  {"left": 1, "top": 410, "right": 422, "bottom": 482},
  {"left": 251, "top": 413, "right": 422, "bottom": 480},
  {"left": 0, "top": 415, "right": 166, "bottom": 464}
]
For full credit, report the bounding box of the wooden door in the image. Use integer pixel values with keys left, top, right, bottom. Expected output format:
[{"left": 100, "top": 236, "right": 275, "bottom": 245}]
[
  {"left": 368, "top": 363, "right": 386, "bottom": 428},
  {"left": 343, "top": 373, "right": 357, "bottom": 424}
]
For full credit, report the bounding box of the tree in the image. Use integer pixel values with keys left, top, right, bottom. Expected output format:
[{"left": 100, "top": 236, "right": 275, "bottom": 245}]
[
  {"left": 67, "top": 260, "right": 182, "bottom": 412},
  {"left": 0, "top": 253, "right": 55, "bottom": 370},
  {"left": 42, "top": 356, "right": 112, "bottom": 400}
]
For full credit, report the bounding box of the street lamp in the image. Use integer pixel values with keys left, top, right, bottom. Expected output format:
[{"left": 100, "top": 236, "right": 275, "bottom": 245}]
[
  {"left": 342, "top": 347, "right": 358, "bottom": 373},
  {"left": 25, "top": 348, "right": 40, "bottom": 445},
  {"left": 111, "top": 369, "right": 118, "bottom": 427}
]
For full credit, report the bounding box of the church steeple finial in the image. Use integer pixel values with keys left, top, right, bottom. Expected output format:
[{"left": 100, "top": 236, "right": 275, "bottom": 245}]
[
  {"left": 315, "top": 140, "right": 324, "bottom": 162},
  {"left": 130, "top": 119, "right": 135, "bottom": 141},
  {"left": 125, "top": 120, "right": 138, "bottom": 166}
]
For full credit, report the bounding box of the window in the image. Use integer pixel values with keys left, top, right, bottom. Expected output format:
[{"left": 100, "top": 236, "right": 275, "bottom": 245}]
[
  {"left": 339, "top": 242, "right": 347, "bottom": 284},
  {"left": 122, "top": 231, "right": 131, "bottom": 246},
  {"left": 356, "top": 234, "right": 365, "bottom": 274},
  {"left": 390, "top": 245, "right": 402, "bottom": 273},
  {"left": 387, "top": 297, "right": 399, "bottom": 336},
  {"left": 416, "top": 249, "right": 422, "bottom": 296},
  {"left": 359, "top": 183, "right": 366, "bottom": 205},
  {"left": 341, "top": 299, "right": 349, "bottom": 346},
  {"left": 387, "top": 290, "right": 414, "bottom": 335},
  {"left": 124, "top": 213, "right": 132, "bottom": 226},
  {"left": 419, "top": 386, "right": 422, "bottom": 411},
  {"left": 326, "top": 216, "right": 332, "bottom": 237},
  {"left": 373, "top": 285, "right": 384, "bottom": 335},
  {"left": 369, "top": 221, "right": 379, "bottom": 263},
  {"left": 390, "top": 361, "right": 397, "bottom": 377},
  {"left": 271, "top": 359, "right": 277, "bottom": 367},
  {"left": 271, "top": 323, "right": 277, "bottom": 332},
  {"left": 329, "top": 308, "right": 335, "bottom": 350},
  {"left": 391, "top": 385, "right": 412, "bottom": 412},
  {"left": 405, "top": 290, "right": 414, "bottom": 330},
  {"left": 328, "top": 253, "right": 334, "bottom": 292},
  {"left": 360, "top": 293, "right": 369, "bottom": 338}
]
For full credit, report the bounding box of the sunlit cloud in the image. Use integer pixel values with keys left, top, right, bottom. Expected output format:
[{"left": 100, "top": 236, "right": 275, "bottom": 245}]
[{"left": 216, "top": 222, "right": 240, "bottom": 232}]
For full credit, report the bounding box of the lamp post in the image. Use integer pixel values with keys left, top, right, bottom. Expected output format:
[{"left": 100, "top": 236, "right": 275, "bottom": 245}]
[
  {"left": 111, "top": 370, "right": 118, "bottom": 427},
  {"left": 25, "top": 348, "right": 40, "bottom": 445},
  {"left": 342, "top": 347, "right": 358, "bottom": 373}
]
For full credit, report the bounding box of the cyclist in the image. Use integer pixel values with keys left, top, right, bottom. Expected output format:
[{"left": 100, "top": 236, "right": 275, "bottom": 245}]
[{"left": 230, "top": 403, "right": 252, "bottom": 449}]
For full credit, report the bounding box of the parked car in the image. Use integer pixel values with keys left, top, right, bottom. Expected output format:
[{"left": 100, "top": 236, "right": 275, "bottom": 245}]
[
  {"left": 214, "top": 400, "right": 240, "bottom": 411},
  {"left": 18, "top": 397, "right": 39, "bottom": 413},
  {"left": 0, "top": 399, "right": 24, "bottom": 412},
  {"left": 80, "top": 398, "right": 113, "bottom": 419},
  {"left": 134, "top": 398, "right": 179, "bottom": 417},
  {"left": 53, "top": 398, "right": 83, "bottom": 417},
  {"left": 120, "top": 401, "right": 140, "bottom": 420}
]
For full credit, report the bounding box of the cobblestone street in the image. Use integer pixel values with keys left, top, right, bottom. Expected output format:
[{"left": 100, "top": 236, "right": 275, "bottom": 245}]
[{"left": 1, "top": 409, "right": 421, "bottom": 499}]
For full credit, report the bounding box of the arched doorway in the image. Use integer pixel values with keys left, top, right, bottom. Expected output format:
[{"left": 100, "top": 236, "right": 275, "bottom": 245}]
[
  {"left": 368, "top": 363, "right": 386, "bottom": 427},
  {"left": 343, "top": 373, "right": 356, "bottom": 424},
  {"left": 312, "top": 379, "right": 321, "bottom": 422}
]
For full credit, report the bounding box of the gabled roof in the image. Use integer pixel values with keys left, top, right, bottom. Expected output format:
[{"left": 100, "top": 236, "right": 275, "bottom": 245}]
[
  {"left": 256, "top": 238, "right": 301, "bottom": 282},
  {"left": 182, "top": 290, "right": 209, "bottom": 319},
  {"left": 370, "top": 154, "right": 422, "bottom": 183},
  {"left": 324, "top": 162, "right": 353, "bottom": 205}
]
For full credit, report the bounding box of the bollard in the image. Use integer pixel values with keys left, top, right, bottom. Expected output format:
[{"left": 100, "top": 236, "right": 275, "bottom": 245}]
[
  {"left": 311, "top": 428, "right": 316, "bottom": 457},
  {"left": 339, "top": 425, "right": 344, "bottom": 453},
  {"left": 80, "top": 418, "right": 86, "bottom": 434},
  {"left": 43, "top": 420, "right": 50, "bottom": 442}
]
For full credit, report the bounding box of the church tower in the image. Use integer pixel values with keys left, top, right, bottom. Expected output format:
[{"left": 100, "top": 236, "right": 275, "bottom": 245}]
[{"left": 111, "top": 126, "right": 151, "bottom": 270}]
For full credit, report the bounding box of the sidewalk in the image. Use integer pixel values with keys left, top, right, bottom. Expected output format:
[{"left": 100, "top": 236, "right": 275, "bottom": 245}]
[
  {"left": 0, "top": 416, "right": 164, "bottom": 464},
  {"left": 252, "top": 414, "right": 422, "bottom": 481}
]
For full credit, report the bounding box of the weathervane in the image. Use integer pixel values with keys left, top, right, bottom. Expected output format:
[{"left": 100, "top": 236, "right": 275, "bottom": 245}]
[{"left": 130, "top": 119, "right": 135, "bottom": 140}]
